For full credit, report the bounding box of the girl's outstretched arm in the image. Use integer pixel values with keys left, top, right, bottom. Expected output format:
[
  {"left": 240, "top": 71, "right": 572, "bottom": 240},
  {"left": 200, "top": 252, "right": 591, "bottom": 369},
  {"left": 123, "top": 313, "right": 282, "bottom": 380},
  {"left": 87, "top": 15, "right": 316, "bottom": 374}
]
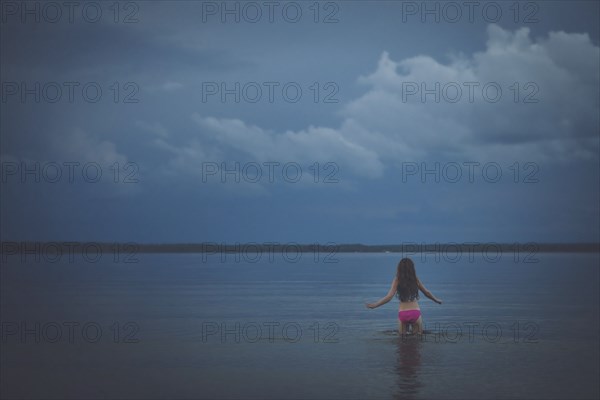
[
  {"left": 417, "top": 278, "right": 442, "bottom": 304},
  {"left": 366, "top": 277, "right": 398, "bottom": 309}
]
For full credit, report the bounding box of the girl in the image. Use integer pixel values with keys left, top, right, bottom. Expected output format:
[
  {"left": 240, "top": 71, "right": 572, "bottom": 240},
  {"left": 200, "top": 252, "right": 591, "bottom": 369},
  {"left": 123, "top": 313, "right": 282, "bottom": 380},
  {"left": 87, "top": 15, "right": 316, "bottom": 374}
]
[{"left": 366, "top": 258, "right": 442, "bottom": 334}]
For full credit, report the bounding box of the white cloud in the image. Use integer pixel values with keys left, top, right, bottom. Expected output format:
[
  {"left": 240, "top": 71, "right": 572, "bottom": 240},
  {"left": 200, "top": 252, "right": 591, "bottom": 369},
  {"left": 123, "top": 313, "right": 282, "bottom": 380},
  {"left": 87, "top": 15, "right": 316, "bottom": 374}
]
[
  {"left": 1, "top": 129, "right": 136, "bottom": 197},
  {"left": 345, "top": 24, "right": 599, "bottom": 163},
  {"left": 155, "top": 25, "right": 599, "bottom": 180},
  {"left": 135, "top": 120, "right": 170, "bottom": 138},
  {"left": 51, "top": 128, "right": 128, "bottom": 166},
  {"left": 190, "top": 114, "right": 384, "bottom": 178}
]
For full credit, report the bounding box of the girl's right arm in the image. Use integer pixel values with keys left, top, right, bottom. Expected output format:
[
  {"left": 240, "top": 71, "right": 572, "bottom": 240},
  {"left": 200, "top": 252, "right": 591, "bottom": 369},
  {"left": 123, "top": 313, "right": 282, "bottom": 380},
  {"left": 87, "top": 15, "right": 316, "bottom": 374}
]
[
  {"left": 417, "top": 278, "right": 442, "bottom": 304},
  {"left": 366, "top": 276, "right": 398, "bottom": 309}
]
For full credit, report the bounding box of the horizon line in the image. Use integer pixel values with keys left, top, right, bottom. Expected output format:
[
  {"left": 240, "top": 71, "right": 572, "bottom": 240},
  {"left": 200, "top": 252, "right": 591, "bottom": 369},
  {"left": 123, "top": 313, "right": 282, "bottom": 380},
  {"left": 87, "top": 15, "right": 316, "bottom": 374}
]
[{"left": 1, "top": 241, "right": 598, "bottom": 253}]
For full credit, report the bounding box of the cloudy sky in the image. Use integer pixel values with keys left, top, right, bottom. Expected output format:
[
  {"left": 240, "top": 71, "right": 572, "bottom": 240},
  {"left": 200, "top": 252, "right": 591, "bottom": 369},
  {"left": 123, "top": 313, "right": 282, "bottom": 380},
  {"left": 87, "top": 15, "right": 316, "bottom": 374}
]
[{"left": 1, "top": 1, "right": 598, "bottom": 244}]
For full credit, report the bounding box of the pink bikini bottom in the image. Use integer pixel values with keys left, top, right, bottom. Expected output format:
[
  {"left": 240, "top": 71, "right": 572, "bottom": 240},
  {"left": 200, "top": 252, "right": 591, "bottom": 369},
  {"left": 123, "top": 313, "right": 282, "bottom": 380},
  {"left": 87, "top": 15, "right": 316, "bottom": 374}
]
[{"left": 398, "top": 309, "right": 421, "bottom": 323}]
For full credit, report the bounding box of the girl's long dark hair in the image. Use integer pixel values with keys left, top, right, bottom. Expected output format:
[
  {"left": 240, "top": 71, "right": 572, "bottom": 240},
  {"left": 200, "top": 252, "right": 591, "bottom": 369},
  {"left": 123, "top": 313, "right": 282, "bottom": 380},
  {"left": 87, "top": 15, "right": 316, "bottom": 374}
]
[{"left": 396, "top": 258, "right": 419, "bottom": 302}]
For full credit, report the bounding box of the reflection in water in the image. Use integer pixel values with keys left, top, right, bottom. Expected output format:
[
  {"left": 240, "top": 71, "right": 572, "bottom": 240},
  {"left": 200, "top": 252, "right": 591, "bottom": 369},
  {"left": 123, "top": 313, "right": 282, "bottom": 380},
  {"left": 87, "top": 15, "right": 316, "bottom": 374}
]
[{"left": 394, "top": 335, "right": 423, "bottom": 399}]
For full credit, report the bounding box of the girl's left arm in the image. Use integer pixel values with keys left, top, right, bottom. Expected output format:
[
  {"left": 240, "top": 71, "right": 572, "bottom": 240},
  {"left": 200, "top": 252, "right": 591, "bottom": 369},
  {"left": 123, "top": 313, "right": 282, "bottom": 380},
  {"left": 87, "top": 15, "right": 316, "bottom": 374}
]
[{"left": 366, "top": 277, "right": 398, "bottom": 309}]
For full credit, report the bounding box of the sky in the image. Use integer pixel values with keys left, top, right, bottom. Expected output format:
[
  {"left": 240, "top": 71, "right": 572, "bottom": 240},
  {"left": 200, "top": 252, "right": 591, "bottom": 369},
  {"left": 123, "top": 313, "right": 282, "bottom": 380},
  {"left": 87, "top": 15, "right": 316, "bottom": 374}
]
[{"left": 1, "top": 0, "right": 599, "bottom": 244}]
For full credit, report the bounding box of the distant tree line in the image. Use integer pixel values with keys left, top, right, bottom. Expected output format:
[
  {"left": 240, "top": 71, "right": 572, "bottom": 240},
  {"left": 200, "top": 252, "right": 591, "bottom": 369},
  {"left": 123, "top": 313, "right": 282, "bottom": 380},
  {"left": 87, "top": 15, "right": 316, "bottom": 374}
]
[{"left": 1, "top": 241, "right": 598, "bottom": 254}]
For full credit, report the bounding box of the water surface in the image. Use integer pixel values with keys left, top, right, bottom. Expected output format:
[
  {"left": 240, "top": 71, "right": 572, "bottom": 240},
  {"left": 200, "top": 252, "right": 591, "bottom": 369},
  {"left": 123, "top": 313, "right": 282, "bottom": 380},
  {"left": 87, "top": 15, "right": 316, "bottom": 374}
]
[{"left": 1, "top": 252, "right": 598, "bottom": 399}]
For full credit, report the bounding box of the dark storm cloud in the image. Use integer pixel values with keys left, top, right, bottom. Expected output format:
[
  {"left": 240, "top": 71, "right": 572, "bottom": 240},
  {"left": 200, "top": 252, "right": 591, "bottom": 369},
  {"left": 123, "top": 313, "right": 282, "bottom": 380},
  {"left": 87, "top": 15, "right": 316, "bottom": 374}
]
[{"left": 1, "top": 21, "right": 246, "bottom": 78}]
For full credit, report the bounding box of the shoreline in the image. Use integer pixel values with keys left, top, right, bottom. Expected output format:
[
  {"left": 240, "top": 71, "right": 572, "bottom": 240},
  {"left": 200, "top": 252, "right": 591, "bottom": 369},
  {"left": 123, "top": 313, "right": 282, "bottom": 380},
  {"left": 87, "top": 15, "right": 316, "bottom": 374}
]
[{"left": 1, "top": 242, "right": 598, "bottom": 253}]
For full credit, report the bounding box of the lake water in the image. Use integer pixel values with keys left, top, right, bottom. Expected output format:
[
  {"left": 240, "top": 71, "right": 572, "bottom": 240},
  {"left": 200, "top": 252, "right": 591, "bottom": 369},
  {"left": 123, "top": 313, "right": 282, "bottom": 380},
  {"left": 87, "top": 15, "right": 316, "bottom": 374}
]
[{"left": 1, "top": 252, "right": 598, "bottom": 399}]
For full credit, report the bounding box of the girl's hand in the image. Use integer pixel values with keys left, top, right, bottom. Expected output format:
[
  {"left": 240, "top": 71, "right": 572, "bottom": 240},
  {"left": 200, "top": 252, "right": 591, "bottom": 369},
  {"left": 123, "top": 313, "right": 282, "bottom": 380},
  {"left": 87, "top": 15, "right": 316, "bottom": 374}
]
[
  {"left": 365, "top": 303, "right": 376, "bottom": 309},
  {"left": 435, "top": 299, "right": 443, "bottom": 305}
]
